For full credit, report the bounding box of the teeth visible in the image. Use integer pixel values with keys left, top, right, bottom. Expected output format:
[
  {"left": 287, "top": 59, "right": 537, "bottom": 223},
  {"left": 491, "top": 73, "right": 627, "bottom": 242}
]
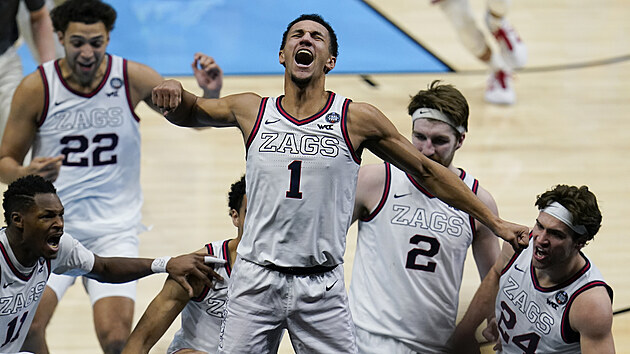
[{"left": 295, "top": 50, "right": 313, "bottom": 65}]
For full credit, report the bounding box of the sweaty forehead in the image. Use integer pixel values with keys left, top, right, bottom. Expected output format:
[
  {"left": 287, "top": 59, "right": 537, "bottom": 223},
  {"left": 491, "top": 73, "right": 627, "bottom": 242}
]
[
  {"left": 65, "top": 21, "right": 108, "bottom": 38},
  {"left": 413, "top": 118, "right": 456, "bottom": 137},
  {"left": 537, "top": 211, "right": 571, "bottom": 234},
  {"left": 33, "top": 193, "right": 63, "bottom": 212},
  {"left": 290, "top": 20, "right": 329, "bottom": 37}
]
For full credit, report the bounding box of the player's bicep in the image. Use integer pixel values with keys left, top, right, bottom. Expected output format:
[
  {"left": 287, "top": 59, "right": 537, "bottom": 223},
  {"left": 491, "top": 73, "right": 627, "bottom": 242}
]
[
  {"left": 126, "top": 60, "right": 164, "bottom": 108},
  {"left": 1, "top": 73, "right": 43, "bottom": 160}
]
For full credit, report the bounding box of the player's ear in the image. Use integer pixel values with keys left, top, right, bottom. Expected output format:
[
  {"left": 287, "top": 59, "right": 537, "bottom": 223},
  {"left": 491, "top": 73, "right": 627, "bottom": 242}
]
[
  {"left": 455, "top": 132, "right": 466, "bottom": 150},
  {"left": 324, "top": 55, "right": 336, "bottom": 74},
  {"left": 11, "top": 212, "right": 24, "bottom": 229},
  {"left": 279, "top": 50, "right": 286, "bottom": 67},
  {"left": 230, "top": 209, "right": 239, "bottom": 227}
]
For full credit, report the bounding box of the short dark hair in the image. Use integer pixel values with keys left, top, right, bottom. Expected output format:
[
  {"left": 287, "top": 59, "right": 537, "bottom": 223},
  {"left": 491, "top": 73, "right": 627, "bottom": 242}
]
[
  {"left": 535, "top": 184, "right": 602, "bottom": 245},
  {"left": 408, "top": 80, "right": 469, "bottom": 137},
  {"left": 280, "top": 14, "right": 339, "bottom": 58},
  {"left": 51, "top": 0, "right": 117, "bottom": 33},
  {"left": 3, "top": 175, "right": 57, "bottom": 225},
  {"left": 228, "top": 175, "right": 246, "bottom": 213}
]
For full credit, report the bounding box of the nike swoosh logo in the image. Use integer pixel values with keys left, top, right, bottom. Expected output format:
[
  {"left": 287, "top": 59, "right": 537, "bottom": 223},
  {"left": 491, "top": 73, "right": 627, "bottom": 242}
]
[
  {"left": 514, "top": 264, "right": 524, "bottom": 272},
  {"left": 265, "top": 119, "right": 280, "bottom": 124},
  {"left": 54, "top": 99, "right": 70, "bottom": 106},
  {"left": 393, "top": 193, "right": 411, "bottom": 198},
  {"left": 3, "top": 282, "right": 14, "bottom": 288},
  {"left": 326, "top": 280, "right": 338, "bottom": 291}
]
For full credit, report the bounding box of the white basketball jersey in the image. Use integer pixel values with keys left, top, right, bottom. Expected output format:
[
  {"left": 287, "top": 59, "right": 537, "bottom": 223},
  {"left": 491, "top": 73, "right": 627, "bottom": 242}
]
[
  {"left": 0, "top": 229, "right": 93, "bottom": 352},
  {"left": 239, "top": 92, "right": 360, "bottom": 267},
  {"left": 349, "top": 163, "right": 478, "bottom": 353},
  {"left": 34, "top": 55, "right": 142, "bottom": 240},
  {"left": 167, "top": 240, "right": 232, "bottom": 354},
  {"left": 496, "top": 238, "right": 612, "bottom": 353}
]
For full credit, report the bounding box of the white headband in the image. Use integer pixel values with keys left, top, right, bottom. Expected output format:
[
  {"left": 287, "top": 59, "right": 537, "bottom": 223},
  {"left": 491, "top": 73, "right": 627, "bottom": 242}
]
[
  {"left": 411, "top": 108, "right": 466, "bottom": 134},
  {"left": 541, "top": 201, "right": 587, "bottom": 235}
]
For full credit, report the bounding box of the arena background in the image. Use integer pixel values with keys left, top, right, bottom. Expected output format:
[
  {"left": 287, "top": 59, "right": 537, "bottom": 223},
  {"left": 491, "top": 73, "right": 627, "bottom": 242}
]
[{"left": 10, "top": 0, "right": 630, "bottom": 352}]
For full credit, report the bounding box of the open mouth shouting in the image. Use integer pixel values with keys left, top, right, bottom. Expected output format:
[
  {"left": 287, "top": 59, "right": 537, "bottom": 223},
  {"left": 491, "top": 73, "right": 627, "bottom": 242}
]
[
  {"left": 295, "top": 49, "right": 314, "bottom": 67},
  {"left": 47, "top": 233, "right": 62, "bottom": 253},
  {"left": 533, "top": 245, "right": 547, "bottom": 263}
]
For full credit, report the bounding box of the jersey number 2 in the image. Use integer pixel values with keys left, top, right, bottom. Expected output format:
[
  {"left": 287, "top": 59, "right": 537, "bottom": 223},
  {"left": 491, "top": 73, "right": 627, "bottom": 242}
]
[
  {"left": 405, "top": 235, "right": 440, "bottom": 272},
  {"left": 497, "top": 301, "right": 541, "bottom": 353}
]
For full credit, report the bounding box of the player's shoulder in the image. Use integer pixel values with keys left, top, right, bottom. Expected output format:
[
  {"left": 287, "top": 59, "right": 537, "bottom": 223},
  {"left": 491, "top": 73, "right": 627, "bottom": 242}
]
[{"left": 17, "top": 69, "right": 46, "bottom": 96}]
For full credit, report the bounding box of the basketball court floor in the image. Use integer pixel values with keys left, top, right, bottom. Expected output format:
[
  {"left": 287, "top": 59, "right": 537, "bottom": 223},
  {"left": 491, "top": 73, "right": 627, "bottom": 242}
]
[{"left": 9, "top": 0, "right": 630, "bottom": 352}]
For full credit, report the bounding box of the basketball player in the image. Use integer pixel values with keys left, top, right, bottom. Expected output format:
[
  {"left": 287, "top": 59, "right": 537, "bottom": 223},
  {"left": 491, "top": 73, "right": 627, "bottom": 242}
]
[
  {"left": 450, "top": 185, "right": 614, "bottom": 353},
  {"left": 348, "top": 80, "right": 500, "bottom": 353},
  {"left": 151, "top": 14, "right": 529, "bottom": 352},
  {"left": 435, "top": 0, "right": 526, "bottom": 104},
  {"left": 0, "top": 0, "right": 223, "bottom": 352},
  {"left": 122, "top": 175, "right": 246, "bottom": 354},
  {"left": 0, "top": 174, "right": 220, "bottom": 354}
]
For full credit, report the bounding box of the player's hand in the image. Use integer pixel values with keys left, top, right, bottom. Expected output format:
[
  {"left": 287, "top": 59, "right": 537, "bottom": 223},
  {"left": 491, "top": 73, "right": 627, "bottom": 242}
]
[
  {"left": 447, "top": 328, "right": 481, "bottom": 354},
  {"left": 27, "top": 155, "right": 64, "bottom": 182},
  {"left": 192, "top": 53, "right": 223, "bottom": 99},
  {"left": 482, "top": 317, "right": 502, "bottom": 351},
  {"left": 166, "top": 253, "right": 223, "bottom": 297},
  {"left": 495, "top": 219, "right": 529, "bottom": 252},
  {"left": 152, "top": 79, "right": 183, "bottom": 116}
]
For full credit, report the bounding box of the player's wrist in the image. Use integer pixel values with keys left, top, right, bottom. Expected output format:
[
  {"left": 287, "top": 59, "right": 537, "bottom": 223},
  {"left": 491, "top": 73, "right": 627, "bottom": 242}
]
[{"left": 150, "top": 256, "right": 172, "bottom": 273}]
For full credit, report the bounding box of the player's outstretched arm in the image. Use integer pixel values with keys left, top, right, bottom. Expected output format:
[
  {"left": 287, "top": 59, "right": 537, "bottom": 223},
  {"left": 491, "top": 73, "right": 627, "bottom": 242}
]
[
  {"left": 347, "top": 101, "right": 528, "bottom": 251},
  {"left": 151, "top": 79, "right": 260, "bottom": 129},
  {"left": 122, "top": 277, "right": 192, "bottom": 354},
  {"left": 87, "top": 253, "right": 221, "bottom": 296},
  {"left": 449, "top": 243, "right": 514, "bottom": 353},
  {"left": 571, "top": 286, "right": 615, "bottom": 354}
]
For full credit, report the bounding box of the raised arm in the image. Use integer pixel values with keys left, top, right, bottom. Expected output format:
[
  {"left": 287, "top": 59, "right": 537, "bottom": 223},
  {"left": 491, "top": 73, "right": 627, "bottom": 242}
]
[
  {"left": 0, "top": 72, "right": 64, "bottom": 183},
  {"left": 570, "top": 286, "right": 615, "bottom": 354},
  {"left": 122, "top": 277, "right": 196, "bottom": 354},
  {"left": 192, "top": 52, "right": 223, "bottom": 99},
  {"left": 29, "top": 5, "right": 56, "bottom": 63},
  {"left": 449, "top": 242, "right": 514, "bottom": 353},
  {"left": 151, "top": 79, "right": 261, "bottom": 133},
  {"left": 87, "top": 253, "right": 220, "bottom": 296},
  {"left": 346, "top": 102, "right": 528, "bottom": 251}
]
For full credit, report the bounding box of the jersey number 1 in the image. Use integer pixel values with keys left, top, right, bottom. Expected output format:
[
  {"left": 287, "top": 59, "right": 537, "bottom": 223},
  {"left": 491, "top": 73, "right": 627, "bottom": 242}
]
[{"left": 286, "top": 160, "right": 303, "bottom": 199}]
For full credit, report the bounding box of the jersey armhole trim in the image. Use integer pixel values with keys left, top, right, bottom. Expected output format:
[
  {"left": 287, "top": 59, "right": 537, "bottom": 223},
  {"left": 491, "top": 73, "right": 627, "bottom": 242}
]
[
  {"left": 37, "top": 65, "right": 49, "bottom": 127},
  {"left": 123, "top": 59, "right": 140, "bottom": 122},
  {"left": 245, "top": 97, "right": 268, "bottom": 152},
  {"left": 340, "top": 98, "right": 361, "bottom": 165},
  {"left": 360, "top": 162, "right": 391, "bottom": 222},
  {"left": 560, "top": 280, "right": 613, "bottom": 343}
]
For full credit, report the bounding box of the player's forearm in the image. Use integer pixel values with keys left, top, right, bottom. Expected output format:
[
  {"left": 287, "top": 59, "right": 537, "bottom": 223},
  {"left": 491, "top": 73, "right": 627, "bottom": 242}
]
[
  {"left": 30, "top": 8, "right": 56, "bottom": 63},
  {"left": 88, "top": 257, "right": 154, "bottom": 283},
  {"left": 422, "top": 161, "right": 501, "bottom": 232},
  {"left": 123, "top": 283, "right": 188, "bottom": 354},
  {"left": 454, "top": 268, "right": 500, "bottom": 339},
  {"left": 0, "top": 158, "right": 28, "bottom": 184},
  {"left": 165, "top": 90, "right": 202, "bottom": 127}
]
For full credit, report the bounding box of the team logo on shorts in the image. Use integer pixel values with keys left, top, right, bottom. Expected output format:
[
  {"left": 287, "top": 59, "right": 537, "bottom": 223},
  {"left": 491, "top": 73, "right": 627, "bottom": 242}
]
[
  {"left": 110, "top": 77, "right": 123, "bottom": 89},
  {"left": 555, "top": 290, "right": 568, "bottom": 305},
  {"left": 325, "top": 112, "right": 340, "bottom": 124}
]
